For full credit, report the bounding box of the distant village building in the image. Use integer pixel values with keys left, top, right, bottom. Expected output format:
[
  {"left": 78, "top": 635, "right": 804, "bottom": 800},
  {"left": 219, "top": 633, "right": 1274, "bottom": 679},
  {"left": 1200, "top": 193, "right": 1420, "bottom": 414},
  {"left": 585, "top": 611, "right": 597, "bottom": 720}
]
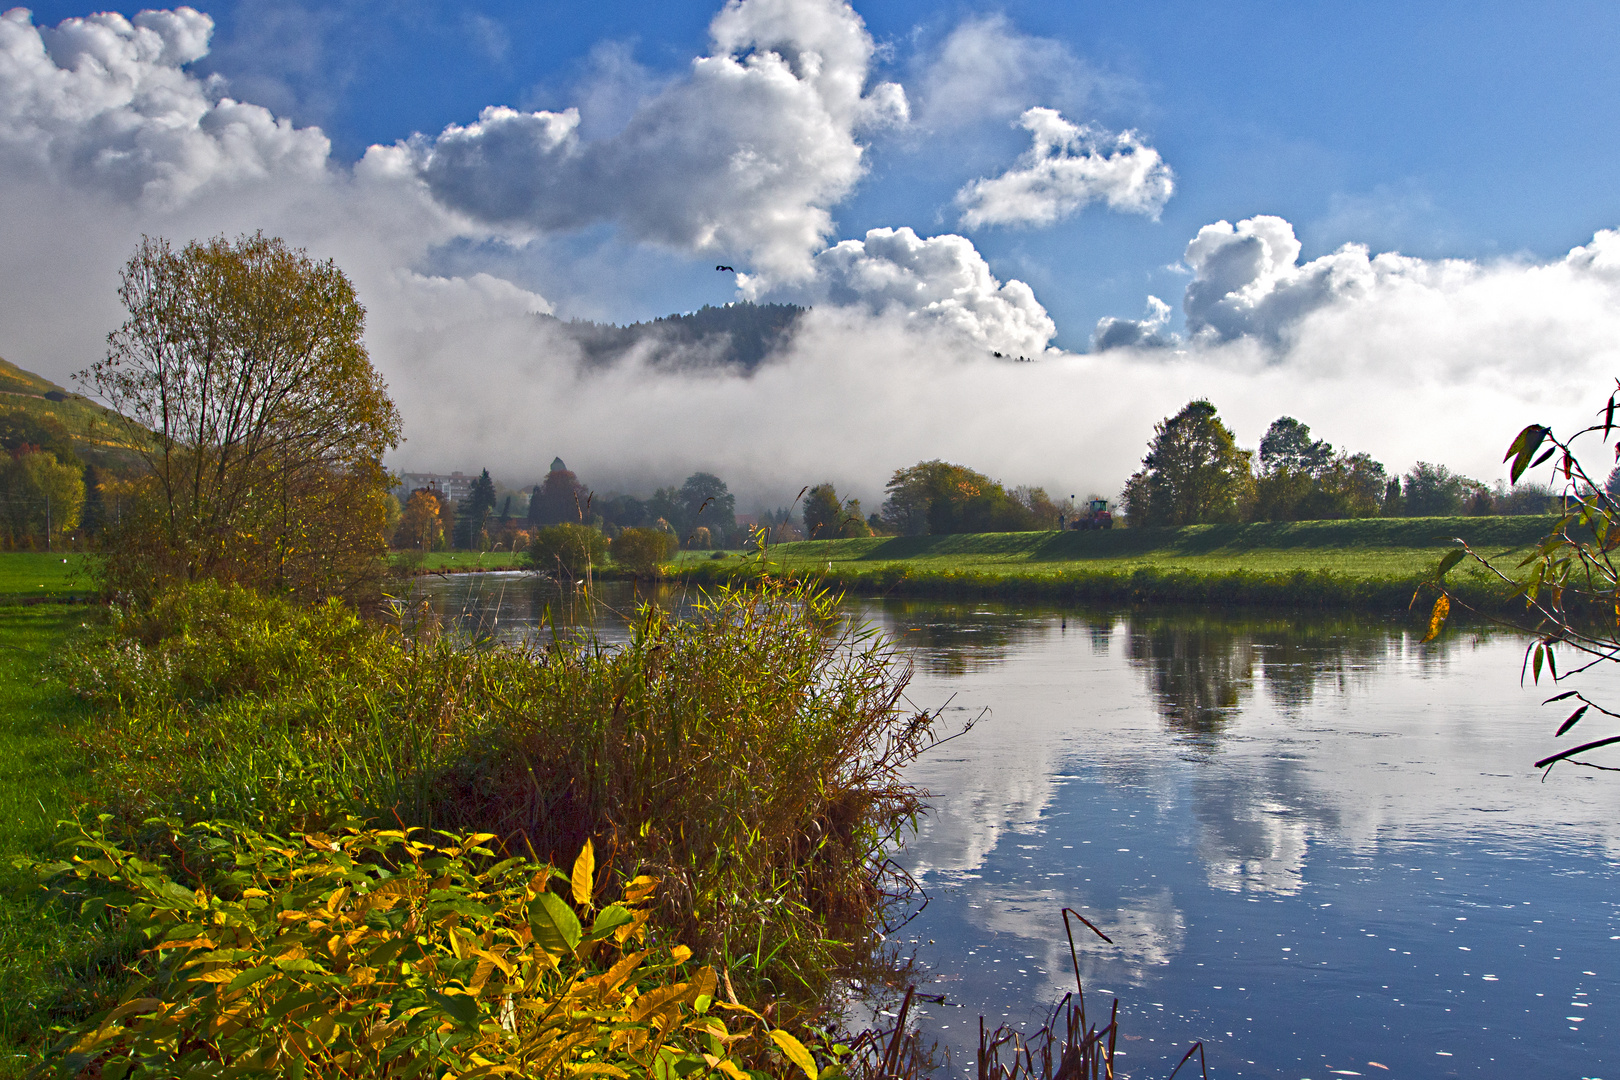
[{"left": 396, "top": 471, "right": 477, "bottom": 504}]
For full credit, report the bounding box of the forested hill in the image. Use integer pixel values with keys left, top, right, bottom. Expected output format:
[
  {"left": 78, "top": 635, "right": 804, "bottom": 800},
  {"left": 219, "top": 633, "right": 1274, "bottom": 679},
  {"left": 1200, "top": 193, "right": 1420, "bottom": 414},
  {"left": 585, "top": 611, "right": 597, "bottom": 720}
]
[{"left": 542, "top": 301, "right": 806, "bottom": 373}]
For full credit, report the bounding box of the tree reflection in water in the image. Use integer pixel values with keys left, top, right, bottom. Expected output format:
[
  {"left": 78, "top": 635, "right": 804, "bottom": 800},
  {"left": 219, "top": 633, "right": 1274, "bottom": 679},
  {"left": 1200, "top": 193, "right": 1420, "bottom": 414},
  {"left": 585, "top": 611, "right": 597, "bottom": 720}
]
[
  {"left": 1126, "top": 614, "right": 1255, "bottom": 747},
  {"left": 1125, "top": 611, "right": 1447, "bottom": 747}
]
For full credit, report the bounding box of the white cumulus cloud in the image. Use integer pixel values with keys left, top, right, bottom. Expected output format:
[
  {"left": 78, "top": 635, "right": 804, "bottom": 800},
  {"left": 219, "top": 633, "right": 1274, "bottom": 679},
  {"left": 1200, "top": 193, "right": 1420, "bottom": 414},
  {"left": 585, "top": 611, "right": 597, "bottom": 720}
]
[
  {"left": 956, "top": 107, "right": 1173, "bottom": 229},
  {"left": 0, "top": 6, "right": 330, "bottom": 207},
  {"left": 745, "top": 226, "right": 1056, "bottom": 356},
  {"left": 369, "top": 0, "right": 907, "bottom": 280}
]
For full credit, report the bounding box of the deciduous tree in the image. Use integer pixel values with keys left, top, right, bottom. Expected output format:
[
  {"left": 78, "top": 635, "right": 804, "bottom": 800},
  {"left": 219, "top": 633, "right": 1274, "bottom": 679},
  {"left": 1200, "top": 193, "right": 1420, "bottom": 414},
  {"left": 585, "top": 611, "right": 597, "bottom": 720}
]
[
  {"left": 0, "top": 449, "right": 83, "bottom": 548},
  {"left": 83, "top": 233, "right": 401, "bottom": 603},
  {"left": 1124, "top": 401, "right": 1251, "bottom": 526}
]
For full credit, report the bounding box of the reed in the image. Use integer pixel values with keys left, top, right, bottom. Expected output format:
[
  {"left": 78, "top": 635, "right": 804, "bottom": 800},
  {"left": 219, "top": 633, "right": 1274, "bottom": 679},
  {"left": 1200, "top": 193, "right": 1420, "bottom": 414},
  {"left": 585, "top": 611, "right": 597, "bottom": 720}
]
[{"left": 61, "top": 577, "right": 942, "bottom": 1007}]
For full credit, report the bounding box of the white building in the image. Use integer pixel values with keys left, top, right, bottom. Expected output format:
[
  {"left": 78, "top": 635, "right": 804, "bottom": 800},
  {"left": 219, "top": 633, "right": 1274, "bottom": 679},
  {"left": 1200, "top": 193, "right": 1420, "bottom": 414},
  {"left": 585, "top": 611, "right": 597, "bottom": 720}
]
[{"left": 397, "top": 471, "right": 477, "bottom": 504}]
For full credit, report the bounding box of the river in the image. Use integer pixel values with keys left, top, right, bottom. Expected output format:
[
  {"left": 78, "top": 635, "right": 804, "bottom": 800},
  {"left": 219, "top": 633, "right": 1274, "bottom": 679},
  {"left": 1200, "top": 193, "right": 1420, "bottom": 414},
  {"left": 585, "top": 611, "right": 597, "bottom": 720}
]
[{"left": 408, "top": 573, "right": 1618, "bottom": 1079}]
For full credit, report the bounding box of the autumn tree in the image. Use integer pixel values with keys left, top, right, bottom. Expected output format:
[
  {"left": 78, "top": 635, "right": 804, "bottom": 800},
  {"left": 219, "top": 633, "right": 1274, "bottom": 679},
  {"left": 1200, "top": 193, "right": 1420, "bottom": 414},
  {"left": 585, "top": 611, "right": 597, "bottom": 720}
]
[
  {"left": 83, "top": 233, "right": 401, "bottom": 603},
  {"left": 880, "top": 460, "right": 1036, "bottom": 535},
  {"left": 803, "top": 483, "right": 871, "bottom": 539},
  {"left": 611, "top": 526, "right": 678, "bottom": 576},
  {"left": 394, "top": 489, "right": 446, "bottom": 551},
  {"left": 1123, "top": 400, "right": 1252, "bottom": 526},
  {"left": 0, "top": 450, "right": 84, "bottom": 548}
]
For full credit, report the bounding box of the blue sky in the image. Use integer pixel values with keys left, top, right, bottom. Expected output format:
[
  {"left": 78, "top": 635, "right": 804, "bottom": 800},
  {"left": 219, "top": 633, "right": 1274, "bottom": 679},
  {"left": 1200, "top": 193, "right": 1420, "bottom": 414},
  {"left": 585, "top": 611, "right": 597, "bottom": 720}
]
[
  {"left": 20, "top": 0, "right": 1618, "bottom": 345},
  {"left": 3, "top": 0, "right": 1620, "bottom": 496}
]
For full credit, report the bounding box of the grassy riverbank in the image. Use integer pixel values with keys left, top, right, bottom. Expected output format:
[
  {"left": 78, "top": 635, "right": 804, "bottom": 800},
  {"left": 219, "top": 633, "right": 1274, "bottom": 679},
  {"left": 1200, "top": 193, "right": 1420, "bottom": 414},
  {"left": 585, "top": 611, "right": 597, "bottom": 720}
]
[
  {"left": 0, "top": 607, "right": 110, "bottom": 1075},
  {"left": 391, "top": 549, "right": 526, "bottom": 574},
  {"left": 669, "top": 515, "right": 1556, "bottom": 611},
  {"left": 0, "top": 572, "right": 938, "bottom": 1074}
]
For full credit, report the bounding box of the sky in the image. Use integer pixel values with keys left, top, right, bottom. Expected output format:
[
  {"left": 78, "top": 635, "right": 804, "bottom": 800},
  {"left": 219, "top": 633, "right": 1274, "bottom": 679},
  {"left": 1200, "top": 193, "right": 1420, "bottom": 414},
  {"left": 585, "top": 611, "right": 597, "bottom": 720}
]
[{"left": 3, "top": 0, "right": 1620, "bottom": 506}]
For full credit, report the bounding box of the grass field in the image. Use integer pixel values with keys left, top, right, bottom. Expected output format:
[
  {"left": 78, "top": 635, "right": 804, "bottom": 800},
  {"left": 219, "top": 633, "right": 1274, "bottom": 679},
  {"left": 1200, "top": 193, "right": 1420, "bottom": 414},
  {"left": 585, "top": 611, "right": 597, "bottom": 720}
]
[
  {"left": 669, "top": 515, "right": 1559, "bottom": 610},
  {"left": 393, "top": 550, "right": 526, "bottom": 573},
  {"left": 0, "top": 553, "right": 93, "bottom": 601},
  {"left": 0, "top": 607, "right": 112, "bottom": 1076}
]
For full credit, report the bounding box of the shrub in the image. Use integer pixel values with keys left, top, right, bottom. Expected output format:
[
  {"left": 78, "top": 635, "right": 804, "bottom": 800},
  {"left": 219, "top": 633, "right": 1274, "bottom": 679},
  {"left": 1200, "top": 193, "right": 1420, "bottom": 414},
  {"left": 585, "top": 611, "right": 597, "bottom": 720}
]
[
  {"left": 66, "top": 579, "right": 938, "bottom": 1002},
  {"left": 31, "top": 821, "right": 790, "bottom": 1079},
  {"left": 529, "top": 523, "right": 607, "bottom": 579},
  {"left": 612, "top": 527, "right": 678, "bottom": 576}
]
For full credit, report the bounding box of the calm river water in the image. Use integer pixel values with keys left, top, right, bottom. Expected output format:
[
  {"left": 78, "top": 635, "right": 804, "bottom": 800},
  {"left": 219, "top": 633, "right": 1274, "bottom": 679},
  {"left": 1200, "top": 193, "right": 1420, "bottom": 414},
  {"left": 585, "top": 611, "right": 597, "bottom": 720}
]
[{"left": 411, "top": 574, "right": 1619, "bottom": 1079}]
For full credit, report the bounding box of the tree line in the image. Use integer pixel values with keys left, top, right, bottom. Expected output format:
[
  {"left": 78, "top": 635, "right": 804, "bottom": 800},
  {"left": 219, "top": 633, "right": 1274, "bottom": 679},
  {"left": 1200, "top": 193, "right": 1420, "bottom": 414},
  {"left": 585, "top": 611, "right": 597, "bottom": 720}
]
[
  {"left": 1120, "top": 399, "right": 1567, "bottom": 528},
  {"left": 403, "top": 395, "right": 1562, "bottom": 564}
]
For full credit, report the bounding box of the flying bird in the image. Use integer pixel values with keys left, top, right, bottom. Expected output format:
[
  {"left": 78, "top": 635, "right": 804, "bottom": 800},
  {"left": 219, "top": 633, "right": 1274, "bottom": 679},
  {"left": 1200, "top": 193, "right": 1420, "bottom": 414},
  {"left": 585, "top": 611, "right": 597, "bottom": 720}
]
[{"left": 716, "top": 265, "right": 736, "bottom": 272}]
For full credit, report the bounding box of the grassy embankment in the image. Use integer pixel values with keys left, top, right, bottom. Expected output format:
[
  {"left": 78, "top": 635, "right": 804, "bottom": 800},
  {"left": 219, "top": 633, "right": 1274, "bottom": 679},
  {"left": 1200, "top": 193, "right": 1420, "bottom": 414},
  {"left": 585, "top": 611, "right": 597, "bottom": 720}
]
[
  {"left": 668, "top": 515, "right": 1556, "bottom": 611},
  {"left": 393, "top": 549, "right": 526, "bottom": 574},
  {"left": 0, "top": 559, "right": 936, "bottom": 1075},
  {"left": 0, "top": 601, "right": 110, "bottom": 1078}
]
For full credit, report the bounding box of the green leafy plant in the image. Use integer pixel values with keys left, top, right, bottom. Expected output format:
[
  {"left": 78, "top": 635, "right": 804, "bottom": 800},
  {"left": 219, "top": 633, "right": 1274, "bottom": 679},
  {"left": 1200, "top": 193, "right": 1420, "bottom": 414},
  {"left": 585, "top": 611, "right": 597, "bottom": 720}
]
[
  {"left": 530, "top": 524, "right": 608, "bottom": 580},
  {"left": 29, "top": 821, "right": 791, "bottom": 1079},
  {"left": 62, "top": 578, "right": 939, "bottom": 1005},
  {"left": 1422, "top": 382, "right": 1620, "bottom": 771}
]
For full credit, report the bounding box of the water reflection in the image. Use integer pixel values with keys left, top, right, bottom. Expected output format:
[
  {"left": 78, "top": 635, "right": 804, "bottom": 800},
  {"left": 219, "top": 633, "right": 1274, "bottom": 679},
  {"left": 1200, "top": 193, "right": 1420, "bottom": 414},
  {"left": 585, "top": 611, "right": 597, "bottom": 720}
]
[
  {"left": 418, "top": 577, "right": 1620, "bottom": 1077},
  {"left": 1127, "top": 615, "right": 1255, "bottom": 745}
]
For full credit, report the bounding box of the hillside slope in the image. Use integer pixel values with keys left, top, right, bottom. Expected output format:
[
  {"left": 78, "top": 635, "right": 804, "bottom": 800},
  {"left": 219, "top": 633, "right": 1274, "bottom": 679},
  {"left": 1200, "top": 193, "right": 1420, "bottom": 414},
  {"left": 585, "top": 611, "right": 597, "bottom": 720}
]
[{"left": 0, "top": 357, "right": 143, "bottom": 471}]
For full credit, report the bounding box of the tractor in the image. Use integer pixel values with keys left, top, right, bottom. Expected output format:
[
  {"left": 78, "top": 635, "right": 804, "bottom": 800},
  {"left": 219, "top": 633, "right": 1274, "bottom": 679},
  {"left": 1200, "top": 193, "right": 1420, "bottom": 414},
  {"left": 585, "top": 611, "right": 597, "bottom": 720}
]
[{"left": 1074, "top": 498, "right": 1113, "bottom": 530}]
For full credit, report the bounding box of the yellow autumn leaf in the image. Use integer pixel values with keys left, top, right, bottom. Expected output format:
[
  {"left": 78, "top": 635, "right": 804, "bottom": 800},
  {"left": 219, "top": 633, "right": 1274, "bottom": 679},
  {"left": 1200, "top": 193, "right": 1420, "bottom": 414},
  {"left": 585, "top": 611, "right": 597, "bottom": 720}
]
[
  {"left": 572, "top": 840, "right": 595, "bottom": 907},
  {"left": 770, "top": 1030, "right": 818, "bottom": 1080},
  {"left": 1424, "top": 594, "right": 1451, "bottom": 642}
]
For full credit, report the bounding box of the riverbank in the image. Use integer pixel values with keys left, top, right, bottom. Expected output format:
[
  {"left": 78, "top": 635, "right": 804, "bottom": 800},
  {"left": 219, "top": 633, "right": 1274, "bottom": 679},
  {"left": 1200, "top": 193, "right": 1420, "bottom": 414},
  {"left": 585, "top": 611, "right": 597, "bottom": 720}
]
[
  {"left": 391, "top": 550, "right": 526, "bottom": 574},
  {"left": 666, "top": 515, "right": 1556, "bottom": 612},
  {"left": 0, "top": 607, "right": 108, "bottom": 1075}
]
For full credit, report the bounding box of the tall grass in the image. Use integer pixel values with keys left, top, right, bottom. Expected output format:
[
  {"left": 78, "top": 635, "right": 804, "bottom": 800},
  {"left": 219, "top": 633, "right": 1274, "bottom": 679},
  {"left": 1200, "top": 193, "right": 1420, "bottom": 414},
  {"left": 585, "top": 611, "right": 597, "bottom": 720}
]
[{"left": 61, "top": 578, "right": 940, "bottom": 1006}]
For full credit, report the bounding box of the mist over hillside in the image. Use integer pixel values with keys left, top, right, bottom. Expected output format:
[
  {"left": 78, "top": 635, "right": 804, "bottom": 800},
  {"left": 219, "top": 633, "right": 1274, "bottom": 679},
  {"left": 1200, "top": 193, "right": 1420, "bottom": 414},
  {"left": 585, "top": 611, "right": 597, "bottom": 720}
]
[{"left": 543, "top": 302, "right": 806, "bottom": 373}]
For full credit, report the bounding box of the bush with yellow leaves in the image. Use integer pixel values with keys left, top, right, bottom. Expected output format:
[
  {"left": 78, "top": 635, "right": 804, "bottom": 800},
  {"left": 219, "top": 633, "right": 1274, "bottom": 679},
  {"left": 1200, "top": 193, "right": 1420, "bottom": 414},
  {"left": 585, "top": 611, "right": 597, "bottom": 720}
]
[{"left": 29, "top": 820, "right": 833, "bottom": 1080}]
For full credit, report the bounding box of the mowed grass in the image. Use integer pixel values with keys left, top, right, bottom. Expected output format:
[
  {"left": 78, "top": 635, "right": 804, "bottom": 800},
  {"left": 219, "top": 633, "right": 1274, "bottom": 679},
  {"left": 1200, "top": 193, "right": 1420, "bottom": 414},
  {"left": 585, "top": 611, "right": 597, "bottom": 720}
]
[
  {"left": 0, "top": 606, "right": 114, "bottom": 1076},
  {"left": 0, "top": 553, "right": 93, "bottom": 599},
  {"left": 392, "top": 550, "right": 526, "bottom": 573},
  {"left": 744, "top": 516, "right": 1555, "bottom": 583}
]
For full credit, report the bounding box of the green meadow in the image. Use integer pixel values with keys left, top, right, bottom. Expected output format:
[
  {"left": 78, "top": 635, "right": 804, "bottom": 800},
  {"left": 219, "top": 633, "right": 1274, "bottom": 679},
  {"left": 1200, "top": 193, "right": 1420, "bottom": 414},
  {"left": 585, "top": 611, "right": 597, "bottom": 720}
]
[
  {"left": 392, "top": 549, "right": 526, "bottom": 574},
  {"left": 0, "top": 607, "right": 111, "bottom": 1075},
  {"left": 671, "top": 515, "right": 1558, "bottom": 610},
  {"left": 0, "top": 553, "right": 92, "bottom": 601}
]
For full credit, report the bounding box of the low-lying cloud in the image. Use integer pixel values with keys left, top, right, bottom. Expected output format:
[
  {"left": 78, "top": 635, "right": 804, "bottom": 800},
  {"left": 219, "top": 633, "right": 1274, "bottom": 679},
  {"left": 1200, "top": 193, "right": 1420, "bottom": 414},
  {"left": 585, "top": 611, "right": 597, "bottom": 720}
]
[
  {"left": 0, "top": 1, "right": 1616, "bottom": 513},
  {"left": 744, "top": 226, "right": 1056, "bottom": 356}
]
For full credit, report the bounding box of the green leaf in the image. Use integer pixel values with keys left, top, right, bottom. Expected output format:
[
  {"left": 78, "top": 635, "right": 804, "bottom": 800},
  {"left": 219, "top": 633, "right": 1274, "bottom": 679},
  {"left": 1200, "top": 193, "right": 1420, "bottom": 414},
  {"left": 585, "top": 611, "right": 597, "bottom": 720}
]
[
  {"left": 226, "top": 965, "right": 278, "bottom": 992},
  {"left": 1533, "top": 643, "right": 1544, "bottom": 683},
  {"left": 1504, "top": 424, "right": 1549, "bottom": 483},
  {"left": 586, "top": 904, "right": 634, "bottom": 942},
  {"left": 1435, "top": 549, "right": 1466, "bottom": 580},
  {"left": 427, "top": 990, "right": 480, "bottom": 1029},
  {"left": 527, "top": 892, "right": 581, "bottom": 954}
]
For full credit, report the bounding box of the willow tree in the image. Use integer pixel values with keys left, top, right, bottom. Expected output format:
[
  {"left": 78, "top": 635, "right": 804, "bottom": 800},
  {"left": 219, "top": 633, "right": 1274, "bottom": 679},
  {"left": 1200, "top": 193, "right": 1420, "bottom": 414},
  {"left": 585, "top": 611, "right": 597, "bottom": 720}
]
[{"left": 83, "top": 233, "right": 402, "bottom": 603}]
